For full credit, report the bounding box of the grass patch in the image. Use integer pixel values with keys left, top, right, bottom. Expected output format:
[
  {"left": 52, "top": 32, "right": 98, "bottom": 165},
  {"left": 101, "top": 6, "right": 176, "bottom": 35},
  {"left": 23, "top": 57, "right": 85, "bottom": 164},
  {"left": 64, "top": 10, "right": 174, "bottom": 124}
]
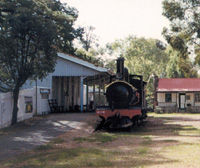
[
  {"left": 136, "top": 147, "right": 149, "bottom": 155},
  {"left": 50, "top": 138, "right": 65, "bottom": 144},
  {"left": 1, "top": 148, "right": 114, "bottom": 168},
  {"left": 74, "top": 137, "right": 97, "bottom": 143},
  {"left": 74, "top": 132, "right": 117, "bottom": 144},
  {"left": 142, "top": 136, "right": 152, "bottom": 145},
  {"left": 162, "top": 143, "right": 200, "bottom": 166},
  {"left": 166, "top": 125, "right": 200, "bottom": 136},
  {"left": 35, "top": 144, "right": 54, "bottom": 151},
  {"left": 161, "top": 139, "right": 179, "bottom": 143},
  {"left": 178, "top": 130, "right": 200, "bottom": 136},
  {"left": 3, "top": 113, "right": 200, "bottom": 168}
]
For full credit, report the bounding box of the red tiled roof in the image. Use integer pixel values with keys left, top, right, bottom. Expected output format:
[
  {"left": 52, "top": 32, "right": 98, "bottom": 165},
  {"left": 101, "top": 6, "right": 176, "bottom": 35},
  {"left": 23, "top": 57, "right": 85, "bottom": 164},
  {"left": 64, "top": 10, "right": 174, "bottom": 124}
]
[{"left": 157, "top": 78, "right": 200, "bottom": 92}]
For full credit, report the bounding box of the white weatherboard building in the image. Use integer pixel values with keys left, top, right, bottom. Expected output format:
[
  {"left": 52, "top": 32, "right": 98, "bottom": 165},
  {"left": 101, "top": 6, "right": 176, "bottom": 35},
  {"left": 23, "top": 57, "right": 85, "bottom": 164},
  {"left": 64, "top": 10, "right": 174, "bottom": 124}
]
[
  {"left": 0, "top": 52, "right": 111, "bottom": 128},
  {"left": 155, "top": 78, "right": 200, "bottom": 113}
]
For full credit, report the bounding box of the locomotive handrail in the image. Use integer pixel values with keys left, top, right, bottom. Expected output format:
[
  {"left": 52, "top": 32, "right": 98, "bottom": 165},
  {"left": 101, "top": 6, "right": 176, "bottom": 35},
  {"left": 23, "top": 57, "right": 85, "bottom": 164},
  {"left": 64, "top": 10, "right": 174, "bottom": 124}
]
[{"left": 105, "top": 80, "right": 137, "bottom": 91}]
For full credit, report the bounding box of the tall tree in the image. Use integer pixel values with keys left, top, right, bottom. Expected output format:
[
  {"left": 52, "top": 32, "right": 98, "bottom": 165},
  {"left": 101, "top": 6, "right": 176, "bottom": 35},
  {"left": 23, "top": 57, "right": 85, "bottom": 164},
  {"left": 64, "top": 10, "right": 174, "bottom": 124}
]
[
  {"left": 0, "top": 0, "right": 81, "bottom": 125},
  {"left": 165, "top": 47, "right": 184, "bottom": 78},
  {"left": 106, "top": 36, "right": 169, "bottom": 81},
  {"left": 81, "top": 26, "right": 99, "bottom": 51},
  {"left": 162, "top": 0, "right": 199, "bottom": 76}
]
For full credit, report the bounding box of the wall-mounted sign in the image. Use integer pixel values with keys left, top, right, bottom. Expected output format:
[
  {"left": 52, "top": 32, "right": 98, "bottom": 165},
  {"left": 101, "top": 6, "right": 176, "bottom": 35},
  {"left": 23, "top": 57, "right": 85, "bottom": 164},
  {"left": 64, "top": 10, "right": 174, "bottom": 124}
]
[
  {"left": 40, "top": 88, "right": 50, "bottom": 99},
  {"left": 40, "top": 89, "right": 50, "bottom": 94},
  {"left": 25, "top": 96, "right": 33, "bottom": 113}
]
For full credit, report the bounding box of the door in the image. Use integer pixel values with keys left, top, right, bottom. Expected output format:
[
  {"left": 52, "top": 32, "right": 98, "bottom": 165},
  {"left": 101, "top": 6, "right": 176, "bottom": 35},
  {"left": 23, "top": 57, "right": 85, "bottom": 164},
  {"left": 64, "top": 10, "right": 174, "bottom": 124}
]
[{"left": 179, "top": 94, "right": 185, "bottom": 109}]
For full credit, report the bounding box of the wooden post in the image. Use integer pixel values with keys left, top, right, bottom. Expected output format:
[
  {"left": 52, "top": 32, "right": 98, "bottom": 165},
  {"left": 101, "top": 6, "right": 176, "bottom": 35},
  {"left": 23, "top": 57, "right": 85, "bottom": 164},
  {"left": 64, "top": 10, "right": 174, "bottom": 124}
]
[
  {"left": 103, "top": 79, "right": 106, "bottom": 105},
  {"left": 93, "top": 83, "right": 95, "bottom": 110},
  {"left": 80, "top": 77, "right": 84, "bottom": 112},
  {"left": 86, "top": 83, "right": 89, "bottom": 111},
  {"left": 98, "top": 84, "right": 101, "bottom": 106},
  {"left": 61, "top": 76, "right": 64, "bottom": 106},
  {"left": 71, "top": 76, "right": 74, "bottom": 111}
]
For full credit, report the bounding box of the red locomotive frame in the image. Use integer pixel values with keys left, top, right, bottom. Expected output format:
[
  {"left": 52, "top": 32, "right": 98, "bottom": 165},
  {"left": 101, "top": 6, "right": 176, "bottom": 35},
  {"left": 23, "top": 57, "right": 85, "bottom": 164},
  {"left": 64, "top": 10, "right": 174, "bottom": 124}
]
[{"left": 96, "top": 108, "right": 142, "bottom": 120}]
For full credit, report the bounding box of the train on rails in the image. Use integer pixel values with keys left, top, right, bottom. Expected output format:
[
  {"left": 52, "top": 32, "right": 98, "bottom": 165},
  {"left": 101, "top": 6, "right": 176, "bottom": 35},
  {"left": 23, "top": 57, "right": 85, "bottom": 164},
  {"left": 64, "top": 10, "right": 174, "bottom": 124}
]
[{"left": 95, "top": 57, "right": 147, "bottom": 130}]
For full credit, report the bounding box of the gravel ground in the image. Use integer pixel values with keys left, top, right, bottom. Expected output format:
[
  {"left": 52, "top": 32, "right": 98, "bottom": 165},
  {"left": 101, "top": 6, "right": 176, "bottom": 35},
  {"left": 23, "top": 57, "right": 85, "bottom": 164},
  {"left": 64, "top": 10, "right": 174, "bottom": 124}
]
[{"left": 0, "top": 113, "right": 94, "bottom": 161}]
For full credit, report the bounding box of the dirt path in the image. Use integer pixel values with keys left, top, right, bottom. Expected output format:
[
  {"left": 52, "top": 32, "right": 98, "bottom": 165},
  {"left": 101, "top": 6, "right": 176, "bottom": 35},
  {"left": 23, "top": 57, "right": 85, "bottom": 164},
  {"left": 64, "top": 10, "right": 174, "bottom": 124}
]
[{"left": 0, "top": 113, "right": 94, "bottom": 162}]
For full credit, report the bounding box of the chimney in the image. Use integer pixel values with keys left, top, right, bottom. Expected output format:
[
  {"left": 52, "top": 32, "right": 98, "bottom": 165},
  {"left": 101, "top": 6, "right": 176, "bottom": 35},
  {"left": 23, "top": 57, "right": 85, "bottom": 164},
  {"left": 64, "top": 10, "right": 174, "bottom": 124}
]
[{"left": 116, "top": 57, "right": 125, "bottom": 80}]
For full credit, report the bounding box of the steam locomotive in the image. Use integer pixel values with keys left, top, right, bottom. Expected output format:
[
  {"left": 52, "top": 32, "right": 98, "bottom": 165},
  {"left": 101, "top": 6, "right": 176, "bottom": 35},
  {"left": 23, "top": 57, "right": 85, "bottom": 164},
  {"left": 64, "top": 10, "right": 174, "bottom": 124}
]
[{"left": 95, "top": 57, "right": 147, "bottom": 130}]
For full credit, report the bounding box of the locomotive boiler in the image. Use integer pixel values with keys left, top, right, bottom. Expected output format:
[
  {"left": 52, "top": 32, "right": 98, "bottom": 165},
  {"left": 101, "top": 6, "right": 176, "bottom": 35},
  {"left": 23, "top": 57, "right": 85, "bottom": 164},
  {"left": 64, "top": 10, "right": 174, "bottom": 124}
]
[{"left": 95, "top": 57, "right": 147, "bottom": 130}]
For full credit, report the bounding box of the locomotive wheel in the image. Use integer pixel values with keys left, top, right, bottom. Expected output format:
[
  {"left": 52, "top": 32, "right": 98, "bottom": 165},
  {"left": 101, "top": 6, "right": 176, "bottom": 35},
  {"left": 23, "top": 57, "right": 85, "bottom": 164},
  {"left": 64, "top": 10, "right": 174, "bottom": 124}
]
[
  {"left": 99, "top": 115, "right": 133, "bottom": 130},
  {"left": 94, "top": 117, "right": 105, "bottom": 131}
]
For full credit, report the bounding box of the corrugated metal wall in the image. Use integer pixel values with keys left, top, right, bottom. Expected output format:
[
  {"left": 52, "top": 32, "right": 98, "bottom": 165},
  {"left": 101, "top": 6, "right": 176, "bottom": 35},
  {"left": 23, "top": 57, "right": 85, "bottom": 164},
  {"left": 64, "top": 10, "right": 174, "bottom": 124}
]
[
  {"left": 21, "top": 56, "right": 102, "bottom": 90},
  {"left": 52, "top": 57, "right": 100, "bottom": 76}
]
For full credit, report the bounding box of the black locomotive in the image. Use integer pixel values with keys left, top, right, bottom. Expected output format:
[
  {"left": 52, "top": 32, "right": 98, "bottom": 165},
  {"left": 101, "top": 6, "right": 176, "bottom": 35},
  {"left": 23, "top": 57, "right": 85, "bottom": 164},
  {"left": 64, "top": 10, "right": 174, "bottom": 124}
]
[{"left": 96, "top": 57, "right": 147, "bottom": 130}]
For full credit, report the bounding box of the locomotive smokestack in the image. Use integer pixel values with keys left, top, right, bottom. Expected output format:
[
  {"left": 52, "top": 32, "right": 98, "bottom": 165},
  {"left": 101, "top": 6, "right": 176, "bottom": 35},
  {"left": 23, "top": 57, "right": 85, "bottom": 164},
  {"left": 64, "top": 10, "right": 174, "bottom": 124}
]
[{"left": 116, "top": 57, "right": 125, "bottom": 79}]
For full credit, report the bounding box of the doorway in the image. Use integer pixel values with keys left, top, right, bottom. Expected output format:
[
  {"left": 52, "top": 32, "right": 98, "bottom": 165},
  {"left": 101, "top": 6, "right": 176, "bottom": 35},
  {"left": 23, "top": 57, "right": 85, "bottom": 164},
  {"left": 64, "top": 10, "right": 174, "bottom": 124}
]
[{"left": 179, "top": 93, "right": 186, "bottom": 109}]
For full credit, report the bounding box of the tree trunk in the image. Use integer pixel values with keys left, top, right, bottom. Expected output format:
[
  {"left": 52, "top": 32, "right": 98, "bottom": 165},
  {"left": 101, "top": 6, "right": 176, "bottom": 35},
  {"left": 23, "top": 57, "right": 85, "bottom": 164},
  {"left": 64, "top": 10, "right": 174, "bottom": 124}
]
[{"left": 11, "top": 84, "right": 20, "bottom": 126}]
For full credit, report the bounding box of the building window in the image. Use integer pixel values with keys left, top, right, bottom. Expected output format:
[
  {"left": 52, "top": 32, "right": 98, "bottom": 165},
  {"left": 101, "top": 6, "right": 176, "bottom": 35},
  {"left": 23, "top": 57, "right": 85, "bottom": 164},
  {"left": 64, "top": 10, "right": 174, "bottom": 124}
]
[
  {"left": 195, "top": 93, "right": 200, "bottom": 102},
  {"left": 165, "top": 93, "right": 172, "bottom": 102},
  {"left": 186, "top": 95, "right": 190, "bottom": 100}
]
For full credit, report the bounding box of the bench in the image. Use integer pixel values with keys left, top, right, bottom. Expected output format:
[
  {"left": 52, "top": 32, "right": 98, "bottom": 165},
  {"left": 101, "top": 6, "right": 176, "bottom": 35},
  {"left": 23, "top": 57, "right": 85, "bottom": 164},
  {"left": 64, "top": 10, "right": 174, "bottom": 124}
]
[{"left": 48, "top": 99, "right": 64, "bottom": 113}]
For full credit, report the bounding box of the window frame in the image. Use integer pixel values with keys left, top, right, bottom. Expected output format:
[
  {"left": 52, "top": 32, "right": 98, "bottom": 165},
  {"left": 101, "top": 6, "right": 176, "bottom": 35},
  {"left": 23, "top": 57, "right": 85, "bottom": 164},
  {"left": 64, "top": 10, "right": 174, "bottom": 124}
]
[
  {"left": 165, "top": 93, "right": 172, "bottom": 102},
  {"left": 195, "top": 93, "right": 200, "bottom": 102}
]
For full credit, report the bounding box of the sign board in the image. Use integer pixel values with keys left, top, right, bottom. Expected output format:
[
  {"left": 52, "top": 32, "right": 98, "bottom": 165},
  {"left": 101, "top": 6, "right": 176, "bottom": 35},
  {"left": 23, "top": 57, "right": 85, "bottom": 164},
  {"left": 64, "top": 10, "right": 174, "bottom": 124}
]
[
  {"left": 25, "top": 96, "right": 33, "bottom": 113},
  {"left": 40, "top": 89, "right": 50, "bottom": 94},
  {"left": 40, "top": 88, "right": 50, "bottom": 99}
]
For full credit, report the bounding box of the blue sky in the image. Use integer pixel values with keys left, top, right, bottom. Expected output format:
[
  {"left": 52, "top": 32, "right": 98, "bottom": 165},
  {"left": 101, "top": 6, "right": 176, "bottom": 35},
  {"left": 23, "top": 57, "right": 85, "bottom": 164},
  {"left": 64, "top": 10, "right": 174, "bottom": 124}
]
[{"left": 61, "top": 0, "right": 170, "bottom": 46}]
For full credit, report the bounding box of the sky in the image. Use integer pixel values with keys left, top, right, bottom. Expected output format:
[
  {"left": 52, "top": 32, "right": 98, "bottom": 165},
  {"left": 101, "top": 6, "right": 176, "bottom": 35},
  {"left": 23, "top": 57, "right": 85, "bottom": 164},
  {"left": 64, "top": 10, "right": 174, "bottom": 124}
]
[{"left": 61, "top": 0, "right": 170, "bottom": 46}]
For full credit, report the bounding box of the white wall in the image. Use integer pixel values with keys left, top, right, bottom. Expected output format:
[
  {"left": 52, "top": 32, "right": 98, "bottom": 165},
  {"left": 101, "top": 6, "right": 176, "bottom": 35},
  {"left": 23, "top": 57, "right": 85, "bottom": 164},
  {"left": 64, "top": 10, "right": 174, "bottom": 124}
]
[
  {"left": 157, "top": 93, "right": 177, "bottom": 107},
  {"left": 36, "top": 87, "right": 51, "bottom": 115},
  {"left": 157, "top": 92, "right": 200, "bottom": 108},
  {"left": 185, "top": 93, "right": 194, "bottom": 106},
  {"left": 0, "top": 87, "right": 50, "bottom": 129},
  {"left": 0, "top": 92, "right": 13, "bottom": 128}
]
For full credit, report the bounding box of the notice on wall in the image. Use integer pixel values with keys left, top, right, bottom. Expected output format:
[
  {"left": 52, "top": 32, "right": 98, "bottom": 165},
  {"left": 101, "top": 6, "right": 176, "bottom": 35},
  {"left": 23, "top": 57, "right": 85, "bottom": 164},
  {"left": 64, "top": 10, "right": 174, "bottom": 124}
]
[
  {"left": 40, "top": 88, "right": 50, "bottom": 99},
  {"left": 25, "top": 96, "right": 33, "bottom": 113}
]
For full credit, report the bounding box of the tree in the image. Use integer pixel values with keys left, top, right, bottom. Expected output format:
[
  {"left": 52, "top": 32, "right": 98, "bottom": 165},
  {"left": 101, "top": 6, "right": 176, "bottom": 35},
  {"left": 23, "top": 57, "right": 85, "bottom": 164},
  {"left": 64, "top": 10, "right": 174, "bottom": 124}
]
[
  {"left": 105, "top": 36, "right": 169, "bottom": 81},
  {"left": 165, "top": 47, "right": 184, "bottom": 78},
  {"left": 162, "top": 0, "right": 200, "bottom": 44},
  {"left": 80, "top": 26, "right": 99, "bottom": 51},
  {"left": 75, "top": 47, "right": 104, "bottom": 67},
  {"left": 0, "top": 0, "right": 81, "bottom": 125},
  {"left": 104, "top": 36, "right": 170, "bottom": 108},
  {"left": 162, "top": 0, "right": 199, "bottom": 76}
]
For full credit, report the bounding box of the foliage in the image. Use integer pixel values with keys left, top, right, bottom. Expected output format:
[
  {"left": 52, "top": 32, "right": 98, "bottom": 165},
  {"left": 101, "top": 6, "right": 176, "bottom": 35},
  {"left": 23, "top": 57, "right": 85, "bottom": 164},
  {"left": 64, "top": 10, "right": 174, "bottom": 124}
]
[
  {"left": 74, "top": 25, "right": 107, "bottom": 67},
  {"left": 80, "top": 26, "right": 99, "bottom": 51},
  {"left": 162, "top": 0, "right": 199, "bottom": 77},
  {"left": 104, "top": 36, "right": 170, "bottom": 107},
  {"left": 105, "top": 36, "right": 169, "bottom": 81},
  {"left": 166, "top": 47, "right": 185, "bottom": 78},
  {"left": 0, "top": 0, "right": 81, "bottom": 125}
]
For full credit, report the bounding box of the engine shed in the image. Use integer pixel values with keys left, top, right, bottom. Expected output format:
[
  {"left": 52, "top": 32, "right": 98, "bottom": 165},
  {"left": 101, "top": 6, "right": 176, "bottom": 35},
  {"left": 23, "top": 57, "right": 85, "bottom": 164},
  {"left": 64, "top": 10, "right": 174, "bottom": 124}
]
[
  {"left": 0, "top": 52, "right": 112, "bottom": 128},
  {"left": 34, "top": 52, "right": 112, "bottom": 113}
]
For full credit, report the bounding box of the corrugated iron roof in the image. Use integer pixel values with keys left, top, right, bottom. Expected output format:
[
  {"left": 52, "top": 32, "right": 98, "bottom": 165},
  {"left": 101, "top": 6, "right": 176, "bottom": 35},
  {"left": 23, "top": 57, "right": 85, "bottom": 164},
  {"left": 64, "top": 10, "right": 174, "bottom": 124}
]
[
  {"left": 157, "top": 78, "right": 200, "bottom": 92},
  {"left": 57, "top": 52, "right": 108, "bottom": 73}
]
